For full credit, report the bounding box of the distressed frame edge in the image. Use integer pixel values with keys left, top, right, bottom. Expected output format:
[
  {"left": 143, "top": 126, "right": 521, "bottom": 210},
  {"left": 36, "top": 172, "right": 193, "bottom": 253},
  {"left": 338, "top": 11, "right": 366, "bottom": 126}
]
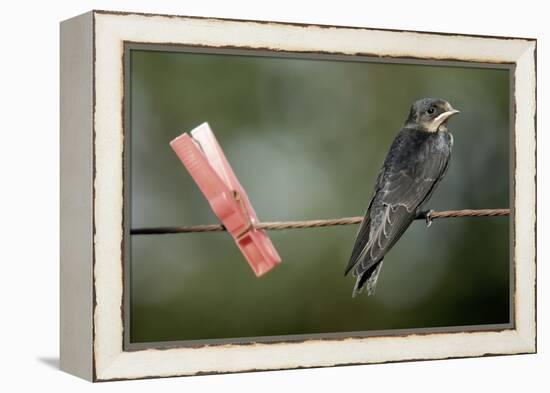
[
  {"left": 92, "top": 8, "right": 538, "bottom": 42},
  {"left": 90, "top": 11, "right": 537, "bottom": 382},
  {"left": 59, "top": 11, "right": 95, "bottom": 381},
  {"left": 512, "top": 40, "right": 537, "bottom": 353}
]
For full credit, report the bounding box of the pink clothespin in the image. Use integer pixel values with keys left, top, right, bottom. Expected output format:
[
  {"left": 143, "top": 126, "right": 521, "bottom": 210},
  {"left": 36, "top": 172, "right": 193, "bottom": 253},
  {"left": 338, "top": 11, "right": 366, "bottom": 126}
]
[{"left": 170, "top": 123, "right": 281, "bottom": 277}]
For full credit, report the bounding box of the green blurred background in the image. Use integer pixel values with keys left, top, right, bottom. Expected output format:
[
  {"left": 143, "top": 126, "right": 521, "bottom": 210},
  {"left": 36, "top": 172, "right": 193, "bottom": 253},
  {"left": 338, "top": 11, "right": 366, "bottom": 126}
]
[{"left": 129, "top": 48, "right": 510, "bottom": 343}]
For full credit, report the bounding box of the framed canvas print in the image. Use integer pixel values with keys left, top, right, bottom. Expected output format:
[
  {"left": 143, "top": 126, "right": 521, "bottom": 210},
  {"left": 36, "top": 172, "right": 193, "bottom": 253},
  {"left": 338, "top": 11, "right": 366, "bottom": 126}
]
[{"left": 60, "top": 10, "right": 537, "bottom": 382}]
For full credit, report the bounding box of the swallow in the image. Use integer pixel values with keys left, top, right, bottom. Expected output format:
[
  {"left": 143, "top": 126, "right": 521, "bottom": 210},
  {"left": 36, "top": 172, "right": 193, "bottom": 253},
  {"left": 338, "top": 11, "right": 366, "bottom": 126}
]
[{"left": 345, "top": 98, "right": 460, "bottom": 297}]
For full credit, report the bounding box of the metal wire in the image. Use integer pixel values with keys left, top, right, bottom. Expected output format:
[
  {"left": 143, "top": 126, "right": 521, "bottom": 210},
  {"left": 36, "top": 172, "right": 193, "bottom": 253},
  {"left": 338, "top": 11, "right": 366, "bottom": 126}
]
[{"left": 131, "top": 208, "right": 510, "bottom": 235}]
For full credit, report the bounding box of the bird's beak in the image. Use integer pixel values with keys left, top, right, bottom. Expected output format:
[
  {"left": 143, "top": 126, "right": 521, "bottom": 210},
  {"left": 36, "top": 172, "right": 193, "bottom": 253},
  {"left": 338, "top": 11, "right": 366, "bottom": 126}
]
[
  {"left": 447, "top": 109, "right": 460, "bottom": 116},
  {"left": 433, "top": 109, "right": 460, "bottom": 129}
]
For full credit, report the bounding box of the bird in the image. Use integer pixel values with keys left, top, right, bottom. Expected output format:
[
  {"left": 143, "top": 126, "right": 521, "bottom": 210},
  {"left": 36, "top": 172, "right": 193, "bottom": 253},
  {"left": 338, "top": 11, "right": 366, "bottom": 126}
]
[{"left": 345, "top": 97, "right": 460, "bottom": 297}]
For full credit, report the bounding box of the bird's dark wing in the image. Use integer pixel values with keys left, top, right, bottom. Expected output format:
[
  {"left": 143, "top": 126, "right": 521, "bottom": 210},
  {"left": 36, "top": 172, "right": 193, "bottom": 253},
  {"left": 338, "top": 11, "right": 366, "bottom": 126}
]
[
  {"left": 344, "top": 169, "right": 384, "bottom": 275},
  {"left": 346, "top": 130, "right": 452, "bottom": 281}
]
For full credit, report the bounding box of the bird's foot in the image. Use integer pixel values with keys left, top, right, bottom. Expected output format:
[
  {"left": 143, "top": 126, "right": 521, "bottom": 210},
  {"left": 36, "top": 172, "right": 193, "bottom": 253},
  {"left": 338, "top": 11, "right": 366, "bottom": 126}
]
[{"left": 419, "top": 209, "right": 435, "bottom": 227}]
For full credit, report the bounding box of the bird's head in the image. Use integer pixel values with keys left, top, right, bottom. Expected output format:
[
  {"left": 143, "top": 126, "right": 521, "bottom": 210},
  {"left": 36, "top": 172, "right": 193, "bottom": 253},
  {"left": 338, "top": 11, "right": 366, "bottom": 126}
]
[{"left": 405, "top": 98, "right": 460, "bottom": 133}]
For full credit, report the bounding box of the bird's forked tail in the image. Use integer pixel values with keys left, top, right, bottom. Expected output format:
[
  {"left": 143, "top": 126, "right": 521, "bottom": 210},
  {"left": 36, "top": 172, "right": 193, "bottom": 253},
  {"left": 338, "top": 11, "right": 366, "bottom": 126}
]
[{"left": 352, "top": 260, "right": 384, "bottom": 297}]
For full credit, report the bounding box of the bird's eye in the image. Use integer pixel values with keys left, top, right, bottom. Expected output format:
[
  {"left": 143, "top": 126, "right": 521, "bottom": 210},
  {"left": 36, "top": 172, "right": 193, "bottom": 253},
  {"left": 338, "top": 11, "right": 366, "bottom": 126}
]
[{"left": 427, "top": 107, "right": 436, "bottom": 115}]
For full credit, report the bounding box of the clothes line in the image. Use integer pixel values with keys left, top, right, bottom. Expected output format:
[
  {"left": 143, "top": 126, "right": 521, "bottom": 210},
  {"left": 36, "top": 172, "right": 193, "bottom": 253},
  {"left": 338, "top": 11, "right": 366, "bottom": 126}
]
[{"left": 131, "top": 208, "right": 510, "bottom": 235}]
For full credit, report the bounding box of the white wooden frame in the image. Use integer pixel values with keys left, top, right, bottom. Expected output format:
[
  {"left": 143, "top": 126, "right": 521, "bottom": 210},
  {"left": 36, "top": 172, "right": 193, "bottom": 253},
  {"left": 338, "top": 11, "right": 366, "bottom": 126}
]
[{"left": 60, "top": 10, "right": 536, "bottom": 382}]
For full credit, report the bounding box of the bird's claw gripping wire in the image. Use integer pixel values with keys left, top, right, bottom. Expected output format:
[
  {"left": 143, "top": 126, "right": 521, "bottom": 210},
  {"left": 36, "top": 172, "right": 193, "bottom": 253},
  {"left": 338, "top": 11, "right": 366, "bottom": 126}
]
[{"left": 419, "top": 209, "right": 435, "bottom": 227}]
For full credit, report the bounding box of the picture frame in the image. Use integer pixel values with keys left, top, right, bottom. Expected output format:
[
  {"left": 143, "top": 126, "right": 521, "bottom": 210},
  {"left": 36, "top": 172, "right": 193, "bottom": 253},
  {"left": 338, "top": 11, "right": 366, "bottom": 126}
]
[{"left": 60, "top": 10, "right": 536, "bottom": 382}]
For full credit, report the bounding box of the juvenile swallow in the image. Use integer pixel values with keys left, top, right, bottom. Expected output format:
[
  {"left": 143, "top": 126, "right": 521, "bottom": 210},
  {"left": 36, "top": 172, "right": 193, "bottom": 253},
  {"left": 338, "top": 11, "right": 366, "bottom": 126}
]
[{"left": 345, "top": 98, "right": 460, "bottom": 297}]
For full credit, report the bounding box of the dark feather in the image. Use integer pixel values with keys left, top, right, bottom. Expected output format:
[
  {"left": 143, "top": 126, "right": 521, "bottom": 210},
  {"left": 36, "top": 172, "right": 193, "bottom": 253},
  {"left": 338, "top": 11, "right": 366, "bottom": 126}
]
[{"left": 352, "top": 260, "right": 384, "bottom": 297}]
